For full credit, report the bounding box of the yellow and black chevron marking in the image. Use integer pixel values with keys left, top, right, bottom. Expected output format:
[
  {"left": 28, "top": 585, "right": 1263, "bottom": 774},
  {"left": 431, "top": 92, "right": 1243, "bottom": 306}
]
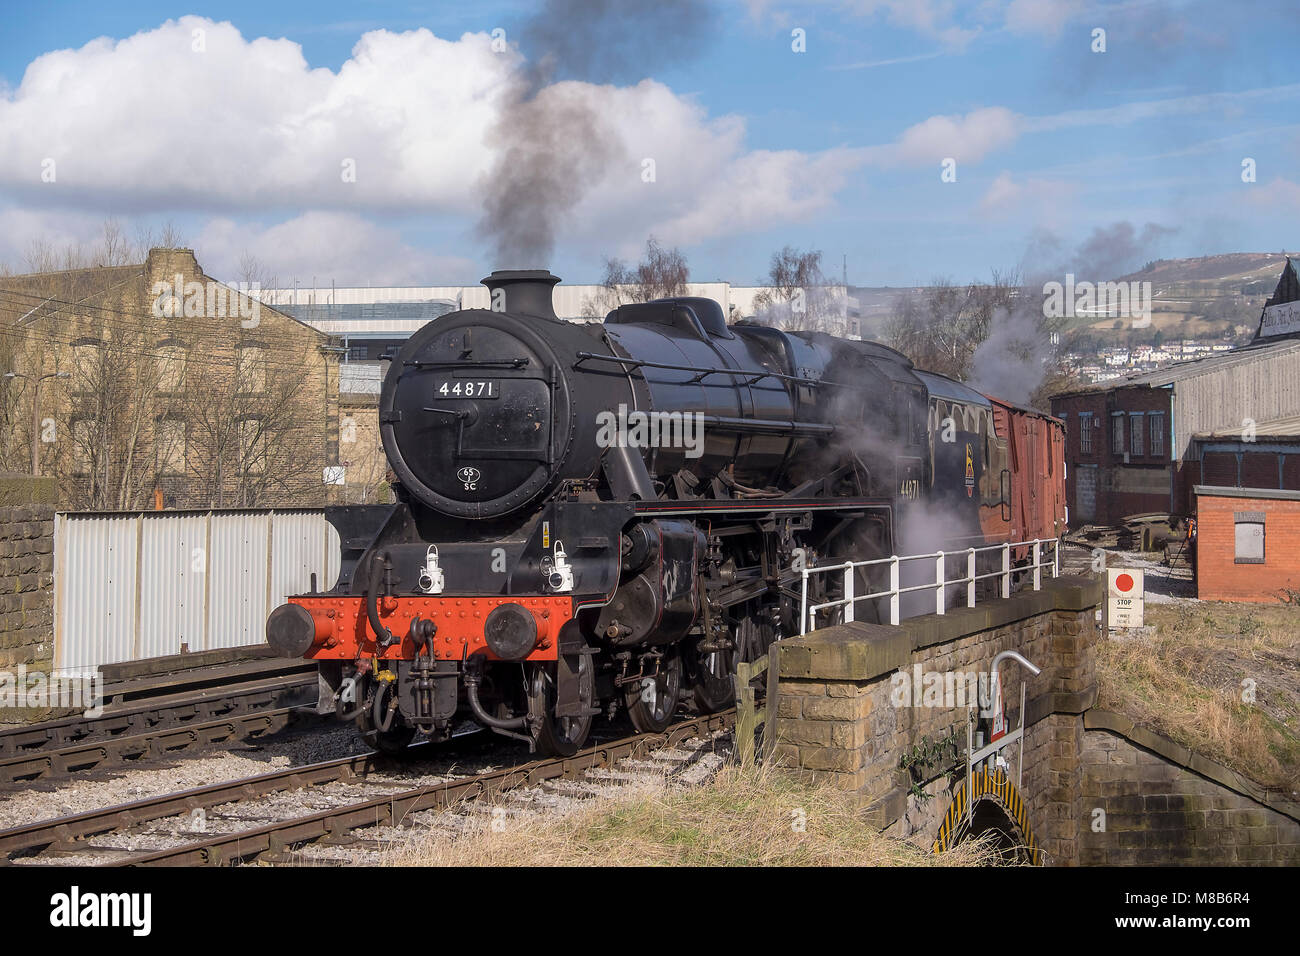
[{"left": 932, "top": 767, "right": 1040, "bottom": 865}]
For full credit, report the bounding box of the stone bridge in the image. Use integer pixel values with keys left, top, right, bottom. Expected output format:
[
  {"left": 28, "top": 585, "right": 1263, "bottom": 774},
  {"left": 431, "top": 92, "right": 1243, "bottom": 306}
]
[{"left": 769, "top": 575, "right": 1300, "bottom": 865}]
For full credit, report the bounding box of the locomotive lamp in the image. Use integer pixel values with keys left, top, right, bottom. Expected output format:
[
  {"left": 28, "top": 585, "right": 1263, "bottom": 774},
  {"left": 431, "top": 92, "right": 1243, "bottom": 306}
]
[
  {"left": 418, "top": 545, "right": 445, "bottom": 594},
  {"left": 547, "top": 542, "right": 574, "bottom": 592}
]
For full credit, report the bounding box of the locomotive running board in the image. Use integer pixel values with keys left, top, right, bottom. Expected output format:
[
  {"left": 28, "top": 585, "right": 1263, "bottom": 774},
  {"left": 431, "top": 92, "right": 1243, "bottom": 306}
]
[{"left": 632, "top": 497, "right": 892, "bottom": 517}]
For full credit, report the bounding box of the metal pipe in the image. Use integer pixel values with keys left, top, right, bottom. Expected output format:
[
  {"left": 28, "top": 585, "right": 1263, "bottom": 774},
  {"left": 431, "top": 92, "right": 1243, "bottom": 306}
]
[
  {"left": 463, "top": 671, "right": 527, "bottom": 729},
  {"left": 365, "top": 552, "right": 394, "bottom": 647},
  {"left": 991, "top": 649, "right": 1041, "bottom": 678}
]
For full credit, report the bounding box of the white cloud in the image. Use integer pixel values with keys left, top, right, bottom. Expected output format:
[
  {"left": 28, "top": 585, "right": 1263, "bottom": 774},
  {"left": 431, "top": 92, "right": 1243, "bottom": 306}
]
[
  {"left": 1247, "top": 177, "right": 1300, "bottom": 214},
  {"left": 978, "top": 170, "right": 1076, "bottom": 225},
  {"left": 1003, "top": 0, "right": 1086, "bottom": 39},
  {"left": 887, "top": 107, "right": 1022, "bottom": 164},
  {"left": 0, "top": 16, "right": 873, "bottom": 259},
  {"left": 840, "top": 0, "right": 984, "bottom": 49},
  {"left": 194, "top": 213, "right": 477, "bottom": 286},
  {"left": 0, "top": 16, "right": 1091, "bottom": 274}
]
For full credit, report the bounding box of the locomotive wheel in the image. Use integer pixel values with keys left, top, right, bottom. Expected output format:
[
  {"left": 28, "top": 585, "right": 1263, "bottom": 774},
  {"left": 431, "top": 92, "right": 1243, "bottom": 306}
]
[
  {"left": 528, "top": 658, "right": 594, "bottom": 757},
  {"left": 626, "top": 651, "right": 682, "bottom": 734},
  {"left": 692, "top": 612, "right": 773, "bottom": 713}
]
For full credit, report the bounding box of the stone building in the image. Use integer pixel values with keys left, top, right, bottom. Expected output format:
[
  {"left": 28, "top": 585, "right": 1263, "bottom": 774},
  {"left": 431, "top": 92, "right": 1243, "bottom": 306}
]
[
  {"left": 0, "top": 248, "right": 341, "bottom": 510},
  {"left": 337, "top": 363, "right": 392, "bottom": 503}
]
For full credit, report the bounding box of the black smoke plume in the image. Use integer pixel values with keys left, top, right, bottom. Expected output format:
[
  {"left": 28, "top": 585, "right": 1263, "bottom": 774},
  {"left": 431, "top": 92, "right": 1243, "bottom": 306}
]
[{"left": 477, "top": 0, "right": 716, "bottom": 268}]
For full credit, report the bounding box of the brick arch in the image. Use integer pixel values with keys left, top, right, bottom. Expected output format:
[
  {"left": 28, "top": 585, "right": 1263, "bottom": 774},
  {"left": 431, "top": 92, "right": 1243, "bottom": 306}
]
[{"left": 933, "top": 767, "right": 1041, "bottom": 865}]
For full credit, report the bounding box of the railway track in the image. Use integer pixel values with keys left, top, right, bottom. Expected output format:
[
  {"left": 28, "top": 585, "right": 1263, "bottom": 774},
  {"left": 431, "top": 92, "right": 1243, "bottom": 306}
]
[
  {"left": 0, "top": 650, "right": 317, "bottom": 782},
  {"left": 1, "top": 709, "right": 734, "bottom": 867}
]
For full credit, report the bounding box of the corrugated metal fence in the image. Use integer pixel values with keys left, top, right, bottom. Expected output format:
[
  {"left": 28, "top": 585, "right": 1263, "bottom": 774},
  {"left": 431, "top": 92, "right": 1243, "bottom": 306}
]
[{"left": 54, "top": 510, "right": 340, "bottom": 676}]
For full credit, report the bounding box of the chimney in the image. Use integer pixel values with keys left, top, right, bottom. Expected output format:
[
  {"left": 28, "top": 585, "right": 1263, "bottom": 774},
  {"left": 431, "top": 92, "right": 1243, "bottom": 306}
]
[{"left": 480, "top": 269, "right": 560, "bottom": 321}]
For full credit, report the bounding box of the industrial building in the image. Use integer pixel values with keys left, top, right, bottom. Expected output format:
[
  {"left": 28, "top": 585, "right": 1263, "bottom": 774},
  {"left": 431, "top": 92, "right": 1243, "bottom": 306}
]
[
  {"left": 1052, "top": 259, "right": 1300, "bottom": 526},
  {"left": 260, "top": 280, "right": 861, "bottom": 348}
]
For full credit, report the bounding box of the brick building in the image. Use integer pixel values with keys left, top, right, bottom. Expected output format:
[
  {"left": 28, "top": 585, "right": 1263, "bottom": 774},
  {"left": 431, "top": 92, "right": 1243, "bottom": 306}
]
[
  {"left": 0, "top": 249, "right": 342, "bottom": 510},
  {"left": 1052, "top": 259, "right": 1300, "bottom": 527},
  {"left": 1194, "top": 486, "right": 1300, "bottom": 602}
]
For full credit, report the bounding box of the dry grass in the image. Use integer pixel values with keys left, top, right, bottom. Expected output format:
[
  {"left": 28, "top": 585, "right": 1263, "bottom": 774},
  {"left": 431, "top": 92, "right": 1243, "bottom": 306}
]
[
  {"left": 385, "top": 761, "right": 994, "bottom": 867},
  {"left": 1096, "top": 603, "right": 1300, "bottom": 792}
]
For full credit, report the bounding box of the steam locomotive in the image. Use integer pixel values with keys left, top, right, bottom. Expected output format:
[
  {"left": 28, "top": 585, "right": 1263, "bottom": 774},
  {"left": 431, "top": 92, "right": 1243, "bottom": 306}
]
[{"left": 265, "top": 270, "right": 1064, "bottom": 755}]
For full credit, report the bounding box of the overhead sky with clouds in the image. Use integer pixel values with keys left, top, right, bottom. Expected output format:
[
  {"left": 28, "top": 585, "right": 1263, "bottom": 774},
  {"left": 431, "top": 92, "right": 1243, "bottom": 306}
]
[{"left": 0, "top": 0, "right": 1296, "bottom": 287}]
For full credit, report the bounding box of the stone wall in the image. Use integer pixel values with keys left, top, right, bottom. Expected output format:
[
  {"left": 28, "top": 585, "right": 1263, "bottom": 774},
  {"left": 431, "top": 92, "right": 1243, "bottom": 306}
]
[
  {"left": 0, "top": 474, "right": 57, "bottom": 685},
  {"left": 769, "top": 572, "right": 1299, "bottom": 866},
  {"left": 771, "top": 575, "right": 1103, "bottom": 857},
  {"left": 1078, "top": 711, "right": 1299, "bottom": 865}
]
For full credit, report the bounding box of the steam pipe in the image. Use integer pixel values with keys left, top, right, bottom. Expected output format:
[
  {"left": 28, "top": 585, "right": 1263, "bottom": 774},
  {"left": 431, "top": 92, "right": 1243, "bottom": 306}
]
[
  {"left": 365, "top": 552, "right": 394, "bottom": 648},
  {"left": 463, "top": 668, "right": 527, "bottom": 729}
]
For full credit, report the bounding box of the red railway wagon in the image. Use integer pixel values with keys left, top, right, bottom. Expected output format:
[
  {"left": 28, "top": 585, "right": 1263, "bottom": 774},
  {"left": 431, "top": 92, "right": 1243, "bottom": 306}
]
[{"left": 983, "top": 395, "right": 1067, "bottom": 557}]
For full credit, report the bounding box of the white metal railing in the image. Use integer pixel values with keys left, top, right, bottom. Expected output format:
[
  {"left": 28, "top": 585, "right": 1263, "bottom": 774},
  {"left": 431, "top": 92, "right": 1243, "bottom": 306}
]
[{"left": 798, "top": 538, "right": 1060, "bottom": 634}]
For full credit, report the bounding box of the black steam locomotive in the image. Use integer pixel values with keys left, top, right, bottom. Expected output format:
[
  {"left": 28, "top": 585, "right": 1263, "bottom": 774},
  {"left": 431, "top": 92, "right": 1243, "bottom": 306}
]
[{"left": 266, "top": 269, "right": 1023, "bottom": 755}]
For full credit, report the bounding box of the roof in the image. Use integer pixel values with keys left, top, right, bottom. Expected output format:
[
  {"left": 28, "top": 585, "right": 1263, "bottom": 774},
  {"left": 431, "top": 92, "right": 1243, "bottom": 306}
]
[
  {"left": 914, "top": 369, "right": 992, "bottom": 407},
  {"left": 276, "top": 300, "right": 457, "bottom": 334},
  {"left": 1192, "top": 413, "right": 1300, "bottom": 441},
  {"left": 985, "top": 393, "right": 1064, "bottom": 423},
  {"left": 1194, "top": 485, "right": 1300, "bottom": 501},
  {"left": 1052, "top": 337, "right": 1300, "bottom": 397}
]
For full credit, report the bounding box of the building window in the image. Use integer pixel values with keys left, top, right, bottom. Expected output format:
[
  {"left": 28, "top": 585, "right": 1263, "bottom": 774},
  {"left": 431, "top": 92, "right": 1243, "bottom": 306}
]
[
  {"left": 156, "top": 342, "right": 186, "bottom": 392},
  {"left": 1234, "top": 511, "right": 1265, "bottom": 564},
  {"left": 69, "top": 418, "right": 95, "bottom": 476},
  {"left": 237, "top": 345, "right": 266, "bottom": 393},
  {"left": 1149, "top": 413, "right": 1164, "bottom": 457},
  {"left": 1111, "top": 412, "right": 1125, "bottom": 455},
  {"left": 156, "top": 418, "right": 186, "bottom": 476},
  {"left": 71, "top": 339, "right": 102, "bottom": 393},
  {"left": 1079, "top": 412, "right": 1093, "bottom": 453},
  {"left": 238, "top": 417, "right": 266, "bottom": 475},
  {"left": 1130, "top": 412, "right": 1144, "bottom": 456}
]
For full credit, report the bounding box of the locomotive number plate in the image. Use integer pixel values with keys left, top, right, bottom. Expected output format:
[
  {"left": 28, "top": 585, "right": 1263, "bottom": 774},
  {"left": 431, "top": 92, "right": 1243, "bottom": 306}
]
[{"left": 436, "top": 381, "right": 498, "bottom": 399}]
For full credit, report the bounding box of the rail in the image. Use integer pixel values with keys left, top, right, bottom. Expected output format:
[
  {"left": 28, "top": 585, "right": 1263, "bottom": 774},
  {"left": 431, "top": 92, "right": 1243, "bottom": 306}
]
[{"left": 798, "top": 538, "right": 1060, "bottom": 634}]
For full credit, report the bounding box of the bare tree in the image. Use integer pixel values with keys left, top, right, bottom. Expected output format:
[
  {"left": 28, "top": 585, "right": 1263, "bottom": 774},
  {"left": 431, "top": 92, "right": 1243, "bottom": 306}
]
[
  {"left": 581, "top": 237, "right": 689, "bottom": 318},
  {"left": 2, "top": 225, "right": 330, "bottom": 509},
  {"left": 884, "top": 270, "right": 1024, "bottom": 381},
  {"left": 749, "top": 246, "right": 853, "bottom": 335},
  {"left": 157, "top": 220, "right": 186, "bottom": 249}
]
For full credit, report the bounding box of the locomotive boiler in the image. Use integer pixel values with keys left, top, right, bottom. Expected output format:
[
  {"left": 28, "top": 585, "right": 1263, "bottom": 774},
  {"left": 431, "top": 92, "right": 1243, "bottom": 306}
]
[{"left": 265, "top": 269, "right": 1063, "bottom": 755}]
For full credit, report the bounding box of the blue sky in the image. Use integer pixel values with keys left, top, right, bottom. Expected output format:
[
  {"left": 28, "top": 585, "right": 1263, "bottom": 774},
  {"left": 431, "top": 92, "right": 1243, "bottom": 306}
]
[{"left": 0, "top": 0, "right": 1297, "bottom": 287}]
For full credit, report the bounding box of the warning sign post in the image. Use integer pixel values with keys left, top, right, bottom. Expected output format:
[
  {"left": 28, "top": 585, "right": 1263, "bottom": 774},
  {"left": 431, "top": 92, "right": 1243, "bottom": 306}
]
[{"left": 1106, "top": 568, "right": 1145, "bottom": 627}]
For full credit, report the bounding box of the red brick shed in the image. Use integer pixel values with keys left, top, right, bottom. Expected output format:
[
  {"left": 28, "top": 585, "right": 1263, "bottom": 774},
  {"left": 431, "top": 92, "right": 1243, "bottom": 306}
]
[{"left": 1194, "top": 485, "right": 1300, "bottom": 603}]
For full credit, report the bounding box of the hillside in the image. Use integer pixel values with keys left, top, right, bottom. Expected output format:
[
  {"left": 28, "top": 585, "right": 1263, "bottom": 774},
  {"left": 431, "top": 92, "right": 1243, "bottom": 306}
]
[
  {"left": 853, "top": 253, "right": 1295, "bottom": 344},
  {"left": 1063, "top": 252, "right": 1295, "bottom": 340}
]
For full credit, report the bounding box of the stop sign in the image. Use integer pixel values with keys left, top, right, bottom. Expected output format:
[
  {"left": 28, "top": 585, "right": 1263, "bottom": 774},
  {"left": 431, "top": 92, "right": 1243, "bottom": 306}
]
[{"left": 1107, "top": 568, "right": 1143, "bottom": 597}]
